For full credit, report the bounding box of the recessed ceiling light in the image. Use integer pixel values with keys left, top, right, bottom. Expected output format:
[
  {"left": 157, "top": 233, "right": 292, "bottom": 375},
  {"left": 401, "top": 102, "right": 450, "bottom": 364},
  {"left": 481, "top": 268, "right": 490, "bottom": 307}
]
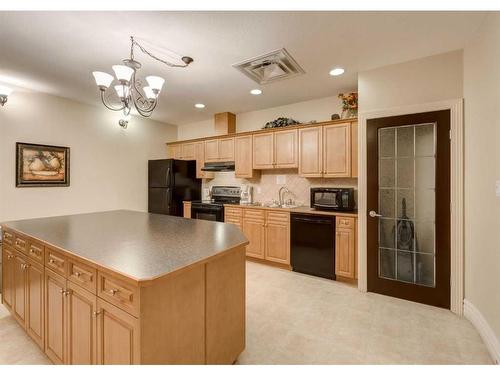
[
  {"left": 194, "top": 103, "right": 205, "bottom": 109},
  {"left": 250, "top": 89, "right": 262, "bottom": 95},
  {"left": 329, "top": 68, "right": 345, "bottom": 76}
]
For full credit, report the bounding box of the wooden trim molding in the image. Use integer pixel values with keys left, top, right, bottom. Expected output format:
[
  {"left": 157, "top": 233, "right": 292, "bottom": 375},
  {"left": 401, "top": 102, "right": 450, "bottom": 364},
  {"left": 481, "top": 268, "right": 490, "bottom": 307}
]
[
  {"left": 358, "top": 99, "right": 464, "bottom": 315},
  {"left": 464, "top": 299, "right": 500, "bottom": 364}
]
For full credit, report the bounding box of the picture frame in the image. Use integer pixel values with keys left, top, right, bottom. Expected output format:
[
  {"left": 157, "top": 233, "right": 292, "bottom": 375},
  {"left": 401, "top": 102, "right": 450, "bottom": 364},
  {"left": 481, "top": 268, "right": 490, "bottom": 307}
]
[{"left": 16, "top": 142, "right": 70, "bottom": 187}]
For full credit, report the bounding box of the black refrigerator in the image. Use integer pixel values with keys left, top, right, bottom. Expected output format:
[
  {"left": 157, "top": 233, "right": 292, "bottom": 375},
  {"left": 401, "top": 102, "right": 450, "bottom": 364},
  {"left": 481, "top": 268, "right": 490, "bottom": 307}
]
[{"left": 148, "top": 159, "right": 201, "bottom": 217}]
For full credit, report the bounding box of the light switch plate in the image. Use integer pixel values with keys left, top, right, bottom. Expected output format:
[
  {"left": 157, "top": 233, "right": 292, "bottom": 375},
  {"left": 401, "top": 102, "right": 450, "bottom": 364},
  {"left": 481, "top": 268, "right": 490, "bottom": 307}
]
[
  {"left": 276, "top": 175, "right": 286, "bottom": 185},
  {"left": 496, "top": 181, "right": 500, "bottom": 197}
]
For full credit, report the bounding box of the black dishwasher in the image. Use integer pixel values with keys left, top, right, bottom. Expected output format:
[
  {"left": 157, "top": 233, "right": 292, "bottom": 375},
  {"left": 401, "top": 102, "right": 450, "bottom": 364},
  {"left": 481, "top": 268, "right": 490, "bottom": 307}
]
[{"left": 291, "top": 214, "right": 335, "bottom": 280}]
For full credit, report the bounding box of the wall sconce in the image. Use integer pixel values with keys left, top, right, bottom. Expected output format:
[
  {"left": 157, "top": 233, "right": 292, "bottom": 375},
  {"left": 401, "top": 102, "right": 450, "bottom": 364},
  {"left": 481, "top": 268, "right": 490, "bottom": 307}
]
[
  {"left": 119, "top": 114, "right": 131, "bottom": 129},
  {"left": 0, "top": 85, "right": 13, "bottom": 106}
]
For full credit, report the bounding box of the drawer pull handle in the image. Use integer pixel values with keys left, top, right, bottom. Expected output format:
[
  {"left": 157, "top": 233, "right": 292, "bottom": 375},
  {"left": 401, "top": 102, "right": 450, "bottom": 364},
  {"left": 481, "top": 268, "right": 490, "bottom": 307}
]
[
  {"left": 49, "top": 259, "right": 55, "bottom": 264},
  {"left": 7, "top": 255, "right": 14, "bottom": 260},
  {"left": 21, "top": 264, "right": 28, "bottom": 270},
  {"left": 92, "top": 310, "right": 102, "bottom": 318},
  {"left": 29, "top": 248, "right": 35, "bottom": 253},
  {"left": 109, "top": 289, "right": 119, "bottom": 295},
  {"left": 74, "top": 272, "right": 81, "bottom": 277},
  {"left": 60, "top": 289, "right": 65, "bottom": 294},
  {"left": 63, "top": 291, "right": 71, "bottom": 296}
]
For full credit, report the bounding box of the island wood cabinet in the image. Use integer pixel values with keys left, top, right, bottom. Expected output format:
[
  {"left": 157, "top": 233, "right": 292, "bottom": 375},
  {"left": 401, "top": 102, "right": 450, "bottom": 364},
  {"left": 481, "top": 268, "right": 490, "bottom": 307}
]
[
  {"left": 226, "top": 207, "right": 290, "bottom": 265},
  {"left": 335, "top": 216, "right": 357, "bottom": 279},
  {"left": 204, "top": 137, "right": 234, "bottom": 162},
  {"left": 2, "top": 226, "right": 245, "bottom": 365},
  {"left": 252, "top": 129, "right": 298, "bottom": 169},
  {"left": 298, "top": 121, "right": 357, "bottom": 178}
]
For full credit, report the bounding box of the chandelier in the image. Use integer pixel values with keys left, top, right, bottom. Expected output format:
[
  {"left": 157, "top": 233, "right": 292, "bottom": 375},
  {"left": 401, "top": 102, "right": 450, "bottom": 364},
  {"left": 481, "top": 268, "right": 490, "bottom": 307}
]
[{"left": 92, "top": 36, "right": 193, "bottom": 118}]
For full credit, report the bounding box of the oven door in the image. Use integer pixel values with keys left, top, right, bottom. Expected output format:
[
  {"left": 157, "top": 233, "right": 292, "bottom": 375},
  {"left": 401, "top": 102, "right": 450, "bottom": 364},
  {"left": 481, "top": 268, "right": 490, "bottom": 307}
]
[
  {"left": 311, "top": 190, "right": 339, "bottom": 210},
  {"left": 191, "top": 204, "right": 224, "bottom": 222}
]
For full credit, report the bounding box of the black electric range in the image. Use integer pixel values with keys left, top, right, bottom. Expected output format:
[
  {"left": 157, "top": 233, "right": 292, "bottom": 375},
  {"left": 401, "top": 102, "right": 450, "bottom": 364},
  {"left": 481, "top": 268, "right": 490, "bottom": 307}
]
[{"left": 190, "top": 186, "right": 241, "bottom": 222}]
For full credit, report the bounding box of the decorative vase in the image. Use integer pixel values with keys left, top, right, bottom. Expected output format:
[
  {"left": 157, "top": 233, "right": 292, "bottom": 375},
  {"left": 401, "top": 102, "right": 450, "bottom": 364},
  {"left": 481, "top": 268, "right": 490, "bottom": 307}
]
[{"left": 341, "top": 109, "right": 357, "bottom": 119}]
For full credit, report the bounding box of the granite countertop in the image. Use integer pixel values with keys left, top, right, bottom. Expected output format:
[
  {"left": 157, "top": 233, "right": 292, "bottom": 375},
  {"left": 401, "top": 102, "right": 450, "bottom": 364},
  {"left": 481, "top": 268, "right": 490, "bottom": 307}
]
[
  {"left": 2, "top": 210, "right": 248, "bottom": 281},
  {"left": 223, "top": 203, "right": 358, "bottom": 218}
]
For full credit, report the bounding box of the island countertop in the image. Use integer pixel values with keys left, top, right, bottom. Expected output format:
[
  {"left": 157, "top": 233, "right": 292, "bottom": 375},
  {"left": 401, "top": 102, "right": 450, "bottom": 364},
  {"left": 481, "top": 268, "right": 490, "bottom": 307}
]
[{"left": 1, "top": 209, "right": 248, "bottom": 282}]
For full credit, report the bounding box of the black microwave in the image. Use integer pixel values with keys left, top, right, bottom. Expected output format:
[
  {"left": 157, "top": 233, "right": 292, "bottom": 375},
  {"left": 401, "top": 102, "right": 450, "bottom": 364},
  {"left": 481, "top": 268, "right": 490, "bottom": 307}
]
[{"left": 310, "top": 188, "right": 355, "bottom": 211}]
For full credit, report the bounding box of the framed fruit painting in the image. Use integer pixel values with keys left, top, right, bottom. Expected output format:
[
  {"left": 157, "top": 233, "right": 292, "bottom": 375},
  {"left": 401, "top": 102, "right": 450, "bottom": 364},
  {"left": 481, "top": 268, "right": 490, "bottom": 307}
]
[{"left": 16, "top": 142, "right": 70, "bottom": 187}]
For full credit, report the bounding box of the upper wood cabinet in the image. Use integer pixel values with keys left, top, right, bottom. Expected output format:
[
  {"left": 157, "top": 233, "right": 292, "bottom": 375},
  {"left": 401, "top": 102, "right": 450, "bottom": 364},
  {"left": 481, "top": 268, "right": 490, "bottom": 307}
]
[
  {"left": 253, "top": 129, "right": 298, "bottom": 170},
  {"left": 323, "top": 123, "right": 351, "bottom": 177},
  {"left": 195, "top": 142, "right": 213, "bottom": 179},
  {"left": 167, "top": 144, "right": 181, "bottom": 160},
  {"left": 180, "top": 143, "right": 196, "bottom": 161},
  {"left": 299, "top": 121, "right": 356, "bottom": 178},
  {"left": 204, "top": 137, "right": 234, "bottom": 162},
  {"left": 298, "top": 126, "right": 323, "bottom": 177},
  {"left": 235, "top": 136, "right": 256, "bottom": 178}
]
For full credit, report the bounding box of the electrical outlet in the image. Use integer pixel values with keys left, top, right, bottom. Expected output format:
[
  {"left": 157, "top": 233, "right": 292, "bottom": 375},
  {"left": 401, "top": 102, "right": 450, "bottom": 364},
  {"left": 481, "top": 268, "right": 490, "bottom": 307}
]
[
  {"left": 276, "top": 175, "right": 286, "bottom": 185},
  {"left": 256, "top": 187, "right": 262, "bottom": 194},
  {"left": 496, "top": 181, "right": 500, "bottom": 197}
]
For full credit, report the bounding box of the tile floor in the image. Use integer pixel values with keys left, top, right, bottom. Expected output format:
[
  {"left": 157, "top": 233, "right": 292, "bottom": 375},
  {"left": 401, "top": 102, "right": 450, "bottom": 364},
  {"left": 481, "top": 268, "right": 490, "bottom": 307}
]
[{"left": 0, "top": 261, "right": 493, "bottom": 365}]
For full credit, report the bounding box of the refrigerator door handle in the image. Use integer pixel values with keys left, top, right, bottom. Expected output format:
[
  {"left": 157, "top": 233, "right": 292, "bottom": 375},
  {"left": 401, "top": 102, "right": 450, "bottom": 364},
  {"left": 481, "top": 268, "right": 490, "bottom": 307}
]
[{"left": 166, "top": 167, "right": 172, "bottom": 187}]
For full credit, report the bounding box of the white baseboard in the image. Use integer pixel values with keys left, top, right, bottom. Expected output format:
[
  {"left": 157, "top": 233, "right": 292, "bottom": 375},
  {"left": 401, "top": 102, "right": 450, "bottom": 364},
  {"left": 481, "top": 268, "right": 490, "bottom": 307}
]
[{"left": 464, "top": 299, "right": 500, "bottom": 364}]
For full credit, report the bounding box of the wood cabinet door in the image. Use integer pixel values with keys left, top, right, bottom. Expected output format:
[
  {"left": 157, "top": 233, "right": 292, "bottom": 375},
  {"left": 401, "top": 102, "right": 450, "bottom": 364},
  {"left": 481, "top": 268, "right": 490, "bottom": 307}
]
[
  {"left": 252, "top": 133, "right": 274, "bottom": 169},
  {"left": 264, "top": 212, "right": 290, "bottom": 265},
  {"left": 351, "top": 121, "right": 358, "bottom": 178},
  {"left": 323, "top": 123, "right": 351, "bottom": 177},
  {"left": 195, "top": 142, "right": 213, "bottom": 179},
  {"left": 26, "top": 259, "right": 44, "bottom": 349},
  {"left": 235, "top": 135, "right": 254, "bottom": 178},
  {"left": 242, "top": 210, "right": 266, "bottom": 259},
  {"left": 335, "top": 220, "right": 356, "bottom": 279},
  {"left": 2, "top": 246, "right": 15, "bottom": 311},
  {"left": 13, "top": 251, "right": 27, "bottom": 327},
  {"left": 181, "top": 142, "right": 196, "bottom": 160},
  {"left": 274, "top": 129, "right": 298, "bottom": 168},
  {"left": 298, "top": 126, "right": 323, "bottom": 177},
  {"left": 204, "top": 139, "right": 219, "bottom": 162},
  {"left": 218, "top": 137, "right": 235, "bottom": 161},
  {"left": 96, "top": 298, "right": 140, "bottom": 365},
  {"left": 45, "top": 269, "right": 67, "bottom": 364},
  {"left": 66, "top": 281, "right": 97, "bottom": 365},
  {"left": 183, "top": 202, "right": 192, "bottom": 218},
  {"left": 168, "top": 144, "right": 181, "bottom": 160}
]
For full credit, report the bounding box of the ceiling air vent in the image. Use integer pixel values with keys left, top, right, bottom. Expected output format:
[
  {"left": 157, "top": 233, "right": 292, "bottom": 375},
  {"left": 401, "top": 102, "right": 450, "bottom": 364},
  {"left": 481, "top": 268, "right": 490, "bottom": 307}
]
[{"left": 232, "top": 48, "right": 305, "bottom": 85}]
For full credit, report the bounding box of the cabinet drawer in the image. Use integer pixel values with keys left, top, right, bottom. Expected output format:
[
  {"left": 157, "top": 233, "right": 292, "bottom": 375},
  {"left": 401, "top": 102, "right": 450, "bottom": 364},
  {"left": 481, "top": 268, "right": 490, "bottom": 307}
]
[
  {"left": 68, "top": 259, "right": 97, "bottom": 293},
  {"left": 336, "top": 217, "right": 355, "bottom": 229},
  {"left": 14, "top": 235, "right": 28, "bottom": 254},
  {"left": 243, "top": 209, "right": 265, "bottom": 221},
  {"left": 225, "top": 207, "right": 242, "bottom": 217},
  {"left": 28, "top": 242, "right": 44, "bottom": 264},
  {"left": 45, "top": 247, "right": 67, "bottom": 277},
  {"left": 266, "top": 211, "right": 290, "bottom": 224},
  {"left": 3, "top": 230, "right": 14, "bottom": 246},
  {"left": 98, "top": 272, "right": 139, "bottom": 317}
]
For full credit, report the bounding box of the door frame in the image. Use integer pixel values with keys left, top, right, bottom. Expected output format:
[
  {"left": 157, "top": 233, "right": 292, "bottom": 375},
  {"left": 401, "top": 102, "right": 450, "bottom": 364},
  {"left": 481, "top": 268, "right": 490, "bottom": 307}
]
[{"left": 358, "top": 99, "right": 464, "bottom": 315}]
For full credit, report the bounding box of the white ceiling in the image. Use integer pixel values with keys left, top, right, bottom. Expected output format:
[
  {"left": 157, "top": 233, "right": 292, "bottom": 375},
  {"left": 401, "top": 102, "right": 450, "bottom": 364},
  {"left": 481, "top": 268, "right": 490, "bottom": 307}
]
[{"left": 0, "top": 11, "right": 486, "bottom": 125}]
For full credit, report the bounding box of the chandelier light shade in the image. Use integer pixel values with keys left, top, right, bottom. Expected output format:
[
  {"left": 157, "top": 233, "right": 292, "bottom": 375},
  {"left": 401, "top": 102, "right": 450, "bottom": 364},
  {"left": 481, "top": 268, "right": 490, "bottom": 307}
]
[
  {"left": 0, "top": 85, "right": 13, "bottom": 106},
  {"left": 92, "top": 72, "right": 114, "bottom": 89},
  {"left": 112, "top": 65, "right": 134, "bottom": 83},
  {"left": 92, "top": 36, "right": 193, "bottom": 118}
]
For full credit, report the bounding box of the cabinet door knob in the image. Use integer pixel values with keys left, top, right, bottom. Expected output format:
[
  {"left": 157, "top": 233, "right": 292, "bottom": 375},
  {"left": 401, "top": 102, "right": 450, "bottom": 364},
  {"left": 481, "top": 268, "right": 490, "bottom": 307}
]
[
  {"left": 59, "top": 289, "right": 65, "bottom": 294},
  {"left": 63, "top": 290, "right": 71, "bottom": 296},
  {"left": 92, "top": 310, "right": 102, "bottom": 318},
  {"left": 74, "top": 272, "right": 81, "bottom": 277},
  {"left": 7, "top": 255, "right": 14, "bottom": 260},
  {"left": 29, "top": 248, "right": 35, "bottom": 253},
  {"left": 49, "top": 259, "right": 55, "bottom": 264},
  {"left": 109, "top": 289, "right": 119, "bottom": 295}
]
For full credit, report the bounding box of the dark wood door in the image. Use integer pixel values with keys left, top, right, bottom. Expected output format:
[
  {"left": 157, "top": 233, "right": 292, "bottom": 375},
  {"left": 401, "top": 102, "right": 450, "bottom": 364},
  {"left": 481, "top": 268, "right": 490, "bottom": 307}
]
[{"left": 367, "top": 110, "right": 450, "bottom": 308}]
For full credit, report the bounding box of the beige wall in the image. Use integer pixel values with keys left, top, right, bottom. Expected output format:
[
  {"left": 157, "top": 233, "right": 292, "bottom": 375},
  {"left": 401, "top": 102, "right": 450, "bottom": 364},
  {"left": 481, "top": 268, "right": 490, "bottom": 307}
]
[
  {"left": 464, "top": 14, "right": 500, "bottom": 352},
  {"left": 359, "top": 50, "right": 463, "bottom": 112},
  {"left": 177, "top": 94, "right": 346, "bottom": 140},
  {"left": 0, "top": 91, "right": 176, "bottom": 222}
]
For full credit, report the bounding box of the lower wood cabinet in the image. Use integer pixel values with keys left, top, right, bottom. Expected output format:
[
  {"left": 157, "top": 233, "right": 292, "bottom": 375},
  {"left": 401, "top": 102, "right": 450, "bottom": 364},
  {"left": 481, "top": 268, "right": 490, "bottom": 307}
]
[
  {"left": 183, "top": 201, "right": 192, "bottom": 218},
  {"left": 13, "top": 251, "right": 27, "bottom": 326},
  {"left": 335, "top": 216, "right": 357, "bottom": 279},
  {"left": 45, "top": 269, "right": 67, "bottom": 364},
  {"left": 26, "top": 259, "right": 44, "bottom": 349},
  {"left": 233, "top": 208, "right": 290, "bottom": 265},
  {"left": 2, "top": 246, "right": 15, "bottom": 311},
  {"left": 96, "top": 298, "right": 140, "bottom": 365}
]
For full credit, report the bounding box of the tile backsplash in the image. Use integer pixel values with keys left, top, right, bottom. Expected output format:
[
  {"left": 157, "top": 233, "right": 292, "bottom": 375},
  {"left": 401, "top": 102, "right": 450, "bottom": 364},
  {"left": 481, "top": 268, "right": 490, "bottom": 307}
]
[{"left": 203, "top": 169, "right": 358, "bottom": 207}]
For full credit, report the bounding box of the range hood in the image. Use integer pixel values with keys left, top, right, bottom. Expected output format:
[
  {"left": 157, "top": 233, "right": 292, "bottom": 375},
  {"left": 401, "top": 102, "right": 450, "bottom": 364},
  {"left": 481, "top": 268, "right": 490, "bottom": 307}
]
[{"left": 201, "top": 161, "right": 235, "bottom": 172}]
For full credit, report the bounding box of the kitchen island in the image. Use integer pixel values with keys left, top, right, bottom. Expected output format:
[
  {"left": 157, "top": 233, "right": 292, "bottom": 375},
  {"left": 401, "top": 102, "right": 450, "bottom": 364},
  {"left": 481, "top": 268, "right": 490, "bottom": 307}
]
[{"left": 1, "top": 210, "right": 248, "bottom": 365}]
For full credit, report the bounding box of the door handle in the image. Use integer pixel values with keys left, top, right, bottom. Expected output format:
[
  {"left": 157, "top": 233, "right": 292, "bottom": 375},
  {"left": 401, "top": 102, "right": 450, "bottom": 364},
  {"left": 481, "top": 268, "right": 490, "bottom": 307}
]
[
  {"left": 166, "top": 167, "right": 172, "bottom": 186},
  {"left": 369, "top": 210, "right": 383, "bottom": 218}
]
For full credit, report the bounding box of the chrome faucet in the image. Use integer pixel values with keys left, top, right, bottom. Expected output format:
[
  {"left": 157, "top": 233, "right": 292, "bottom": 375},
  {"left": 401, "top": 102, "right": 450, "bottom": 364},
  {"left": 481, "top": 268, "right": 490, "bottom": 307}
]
[{"left": 278, "top": 186, "right": 290, "bottom": 207}]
